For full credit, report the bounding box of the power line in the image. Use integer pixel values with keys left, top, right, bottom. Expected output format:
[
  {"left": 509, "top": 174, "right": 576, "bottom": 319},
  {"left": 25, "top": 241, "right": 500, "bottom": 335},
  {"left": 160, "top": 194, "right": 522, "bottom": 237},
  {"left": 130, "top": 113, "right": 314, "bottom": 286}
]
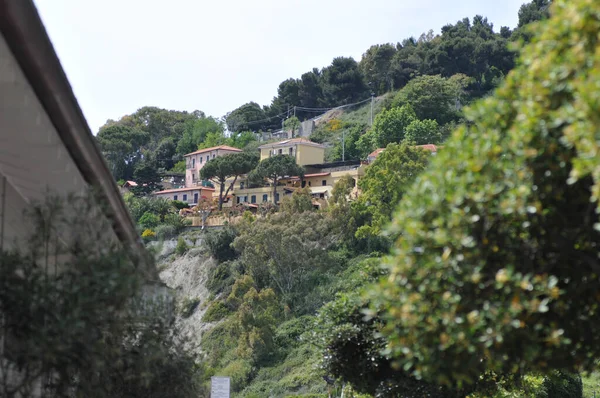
[
  {"left": 232, "top": 97, "right": 373, "bottom": 129},
  {"left": 295, "top": 97, "right": 372, "bottom": 112}
]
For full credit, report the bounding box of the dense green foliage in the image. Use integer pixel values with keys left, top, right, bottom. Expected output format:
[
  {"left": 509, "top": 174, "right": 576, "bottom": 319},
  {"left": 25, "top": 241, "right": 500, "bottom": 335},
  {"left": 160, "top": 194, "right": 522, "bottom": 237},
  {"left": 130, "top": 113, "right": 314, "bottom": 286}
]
[
  {"left": 0, "top": 192, "right": 201, "bottom": 397},
  {"left": 368, "top": 0, "right": 600, "bottom": 388},
  {"left": 124, "top": 193, "right": 189, "bottom": 238}
]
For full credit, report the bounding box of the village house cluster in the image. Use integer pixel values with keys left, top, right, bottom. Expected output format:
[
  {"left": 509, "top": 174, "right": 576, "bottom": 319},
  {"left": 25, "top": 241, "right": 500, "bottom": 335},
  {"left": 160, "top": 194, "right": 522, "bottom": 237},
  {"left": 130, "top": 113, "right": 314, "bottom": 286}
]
[{"left": 151, "top": 138, "right": 439, "bottom": 210}]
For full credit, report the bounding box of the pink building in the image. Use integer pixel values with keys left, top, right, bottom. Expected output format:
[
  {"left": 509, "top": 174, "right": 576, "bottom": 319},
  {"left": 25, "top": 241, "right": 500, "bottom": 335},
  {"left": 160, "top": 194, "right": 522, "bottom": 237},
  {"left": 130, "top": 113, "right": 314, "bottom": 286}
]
[
  {"left": 184, "top": 145, "right": 242, "bottom": 187},
  {"left": 154, "top": 145, "right": 241, "bottom": 204}
]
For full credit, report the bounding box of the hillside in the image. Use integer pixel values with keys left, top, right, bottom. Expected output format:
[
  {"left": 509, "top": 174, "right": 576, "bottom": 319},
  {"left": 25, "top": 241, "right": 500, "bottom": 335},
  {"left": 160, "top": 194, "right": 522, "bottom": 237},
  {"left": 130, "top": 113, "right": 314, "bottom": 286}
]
[{"left": 111, "top": 0, "right": 600, "bottom": 397}]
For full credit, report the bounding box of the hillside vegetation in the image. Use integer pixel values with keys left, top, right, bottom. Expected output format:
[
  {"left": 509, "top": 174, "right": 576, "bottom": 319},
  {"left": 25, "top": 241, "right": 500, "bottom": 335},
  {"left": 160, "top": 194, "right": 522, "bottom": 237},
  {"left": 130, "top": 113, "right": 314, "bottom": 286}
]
[{"left": 116, "top": 0, "right": 600, "bottom": 397}]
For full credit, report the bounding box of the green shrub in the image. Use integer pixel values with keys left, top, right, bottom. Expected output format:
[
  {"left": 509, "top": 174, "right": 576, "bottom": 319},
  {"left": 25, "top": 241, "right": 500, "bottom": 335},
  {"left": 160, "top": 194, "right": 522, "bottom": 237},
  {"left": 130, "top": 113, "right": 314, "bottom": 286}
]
[
  {"left": 139, "top": 211, "right": 160, "bottom": 229},
  {"left": 154, "top": 224, "right": 177, "bottom": 240},
  {"left": 207, "top": 261, "right": 235, "bottom": 295},
  {"left": 539, "top": 371, "right": 583, "bottom": 398},
  {"left": 220, "top": 359, "right": 253, "bottom": 392},
  {"left": 175, "top": 237, "right": 188, "bottom": 256},
  {"left": 274, "top": 316, "right": 314, "bottom": 350},
  {"left": 179, "top": 297, "right": 200, "bottom": 318},
  {"left": 205, "top": 226, "right": 238, "bottom": 262},
  {"left": 202, "top": 301, "right": 230, "bottom": 322},
  {"left": 172, "top": 200, "right": 189, "bottom": 210}
]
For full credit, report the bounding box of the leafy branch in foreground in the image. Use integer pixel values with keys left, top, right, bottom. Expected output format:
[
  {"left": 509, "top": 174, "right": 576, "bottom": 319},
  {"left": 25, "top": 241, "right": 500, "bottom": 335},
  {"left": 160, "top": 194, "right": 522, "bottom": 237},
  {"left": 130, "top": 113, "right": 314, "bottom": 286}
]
[
  {"left": 370, "top": 0, "right": 600, "bottom": 388},
  {"left": 0, "top": 191, "right": 202, "bottom": 397}
]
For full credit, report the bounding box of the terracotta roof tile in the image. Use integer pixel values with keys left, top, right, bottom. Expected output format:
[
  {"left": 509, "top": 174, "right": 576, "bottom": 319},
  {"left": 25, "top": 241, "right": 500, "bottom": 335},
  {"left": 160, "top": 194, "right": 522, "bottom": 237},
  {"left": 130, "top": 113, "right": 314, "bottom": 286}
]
[{"left": 184, "top": 145, "right": 242, "bottom": 157}]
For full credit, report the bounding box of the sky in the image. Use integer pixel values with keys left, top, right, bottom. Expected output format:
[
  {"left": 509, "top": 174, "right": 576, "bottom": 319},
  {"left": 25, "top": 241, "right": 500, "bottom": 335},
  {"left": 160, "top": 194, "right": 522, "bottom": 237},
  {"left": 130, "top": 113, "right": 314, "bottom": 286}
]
[{"left": 33, "top": 0, "right": 525, "bottom": 133}]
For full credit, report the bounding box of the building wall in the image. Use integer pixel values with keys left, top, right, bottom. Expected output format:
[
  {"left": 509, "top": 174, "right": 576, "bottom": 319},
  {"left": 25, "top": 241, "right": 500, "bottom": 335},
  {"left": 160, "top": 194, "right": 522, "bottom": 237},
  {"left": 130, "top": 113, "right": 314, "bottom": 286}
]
[
  {"left": 259, "top": 144, "right": 325, "bottom": 166},
  {"left": 232, "top": 186, "right": 291, "bottom": 204},
  {"left": 154, "top": 187, "right": 214, "bottom": 205},
  {"left": 184, "top": 149, "right": 240, "bottom": 187},
  {"left": 297, "top": 145, "right": 325, "bottom": 166}
]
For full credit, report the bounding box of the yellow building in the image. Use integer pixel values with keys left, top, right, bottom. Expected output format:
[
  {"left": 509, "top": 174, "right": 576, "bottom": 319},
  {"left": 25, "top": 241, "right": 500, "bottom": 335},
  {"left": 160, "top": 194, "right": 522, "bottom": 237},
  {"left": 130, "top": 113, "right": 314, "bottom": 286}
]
[
  {"left": 258, "top": 138, "right": 326, "bottom": 166},
  {"left": 212, "top": 138, "right": 366, "bottom": 208}
]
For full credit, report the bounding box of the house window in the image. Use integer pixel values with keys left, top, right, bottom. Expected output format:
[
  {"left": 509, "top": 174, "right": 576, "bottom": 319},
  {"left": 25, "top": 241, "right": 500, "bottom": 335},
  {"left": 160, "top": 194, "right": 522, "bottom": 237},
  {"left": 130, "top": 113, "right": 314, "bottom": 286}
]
[
  {"left": 194, "top": 193, "right": 199, "bottom": 203},
  {"left": 174, "top": 195, "right": 178, "bottom": 200},
  {"left": 308, "top": 181, "right": 312, "bottom": 187},
  {"left": 192, "top": 158, "right": 195, "bottom": 168},
  {"left": 251, "top": 195, "right": 256, "bottom": 204},
  {"left": 278, "top": 148, "right": 283, "bottom": 155},
  {"left": 182, "top": 194, "right": 188, "bottom": 201},
  {"left": 240, "top": 182, "right": 245, "bottom": 189},
  {"left": 200, "top": 156, "right": 203, "bottom": 163},
  {"left": 275, "top": 193, "right": 280, "bottom": 202},
  {"left": 237, "top": 197, "right": 240, "bottom": 204},
  {"left": 262, "top": 194, "right": 268, "bottom": 202},
  {"left": 301, "top": 181, "right": 306, "bottom": 188},
  {"left": 289, "top": 147, "right": 293, "bottom": 155},
  {"left": 212, "top": 154, "right": 216, "bottom": 159},
  {"left": 322, "top": 180, "right": 327, "bottom": 186}
]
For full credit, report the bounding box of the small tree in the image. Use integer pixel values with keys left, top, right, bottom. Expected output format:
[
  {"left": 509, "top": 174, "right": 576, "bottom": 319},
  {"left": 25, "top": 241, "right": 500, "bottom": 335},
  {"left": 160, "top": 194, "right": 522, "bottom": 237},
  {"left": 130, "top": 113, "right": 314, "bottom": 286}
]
[
  {"left": 355, "top": 142, "right": 430, "bottom": 240},
  {"left": 284, "top": 116, "right": 301, "bottom": 137},
  {"left": 404, "top": 119, "right": 442, "bottom": 145},
  {"left": 193, "top": 196, "right": 213, "bottom": 230},
  {"left": 280, "top": 187, "right": 314, "bottom": 214},
  {"left": 250, "top": 155, "right": 304, "bottom": 204},
  {"left": 200, "top": 152, "right": 259, "bottom": 210}
]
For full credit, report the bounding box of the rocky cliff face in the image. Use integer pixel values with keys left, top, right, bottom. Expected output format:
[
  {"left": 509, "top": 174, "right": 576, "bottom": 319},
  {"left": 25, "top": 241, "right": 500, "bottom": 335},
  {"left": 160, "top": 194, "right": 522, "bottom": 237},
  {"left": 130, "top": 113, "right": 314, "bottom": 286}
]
[{"left": 151, "top": 235, "right": 215, "bottom": 354}]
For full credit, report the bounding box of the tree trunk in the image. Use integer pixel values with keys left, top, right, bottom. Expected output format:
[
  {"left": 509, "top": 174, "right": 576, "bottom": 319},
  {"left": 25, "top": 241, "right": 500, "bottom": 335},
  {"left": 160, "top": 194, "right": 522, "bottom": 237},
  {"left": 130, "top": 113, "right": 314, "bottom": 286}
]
[
  {"left": 222, "top": 175, "right": 238, "bottom": 211},
  {"left": 218, "top": 181, "right": 225, "bottom": 211}
]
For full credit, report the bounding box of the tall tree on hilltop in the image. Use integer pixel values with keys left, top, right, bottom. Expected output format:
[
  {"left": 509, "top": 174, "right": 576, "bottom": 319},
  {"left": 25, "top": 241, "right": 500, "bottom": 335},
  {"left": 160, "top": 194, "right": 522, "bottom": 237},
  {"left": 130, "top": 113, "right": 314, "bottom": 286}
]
[
  {"left": 200, "top": 152, "right": 259, "bottom": 210},
  {"left": 298, "top": 69, "right": 323, "bottom": 108},
  {"left": 393, "top": 74, "right": 462, "bottom": 124},
  {"left": 96, "top": 124, "right": 149, "bottom": 181},
  {"left": 176, "top": 117, "right": 223, "bottom": 156},
  {"left": 359, "top": 44, "right": 397, "bottom": 94},
  {"left": 250, "top": 155, "right": 304, "bottom": 204},
  {"left": 225, "top": 102, "right": 267, "bottom": 133},
  {"left": 322, "top": 57, "right": 368, "bottom": 106}
]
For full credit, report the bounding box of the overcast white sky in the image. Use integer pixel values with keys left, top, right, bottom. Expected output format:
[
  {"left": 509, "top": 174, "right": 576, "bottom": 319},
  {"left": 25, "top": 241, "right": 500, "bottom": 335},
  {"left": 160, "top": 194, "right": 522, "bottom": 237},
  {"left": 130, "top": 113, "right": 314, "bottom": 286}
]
[{"left": 33, "top": 0, "right": 524, "bottom": 133}]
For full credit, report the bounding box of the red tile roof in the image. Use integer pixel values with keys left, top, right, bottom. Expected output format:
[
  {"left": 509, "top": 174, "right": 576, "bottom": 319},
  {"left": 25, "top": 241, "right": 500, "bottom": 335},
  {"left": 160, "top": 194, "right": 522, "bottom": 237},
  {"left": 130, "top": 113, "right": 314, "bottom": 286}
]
[
  {"left": 153, "top": 186, "right": 215, "bottom": 195},
  {"left": 416, "top": 144, "right": 440, "bottom": 152},
  {"left": 368, "top": 148, "right": 385, "bottom": 159},
  {"left": 185, "top": 145, "right": 242, "bottom": 157},
  {"left": 124, "top": 180, "right": 138, "bottom": 187}
]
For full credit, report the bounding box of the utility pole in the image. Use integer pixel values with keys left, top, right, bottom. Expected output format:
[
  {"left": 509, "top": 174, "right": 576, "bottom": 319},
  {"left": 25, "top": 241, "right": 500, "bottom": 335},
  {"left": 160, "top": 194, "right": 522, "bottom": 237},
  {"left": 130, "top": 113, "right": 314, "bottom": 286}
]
[{"left": 370, "top": 92, "right": 375, "bottom": 126}]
